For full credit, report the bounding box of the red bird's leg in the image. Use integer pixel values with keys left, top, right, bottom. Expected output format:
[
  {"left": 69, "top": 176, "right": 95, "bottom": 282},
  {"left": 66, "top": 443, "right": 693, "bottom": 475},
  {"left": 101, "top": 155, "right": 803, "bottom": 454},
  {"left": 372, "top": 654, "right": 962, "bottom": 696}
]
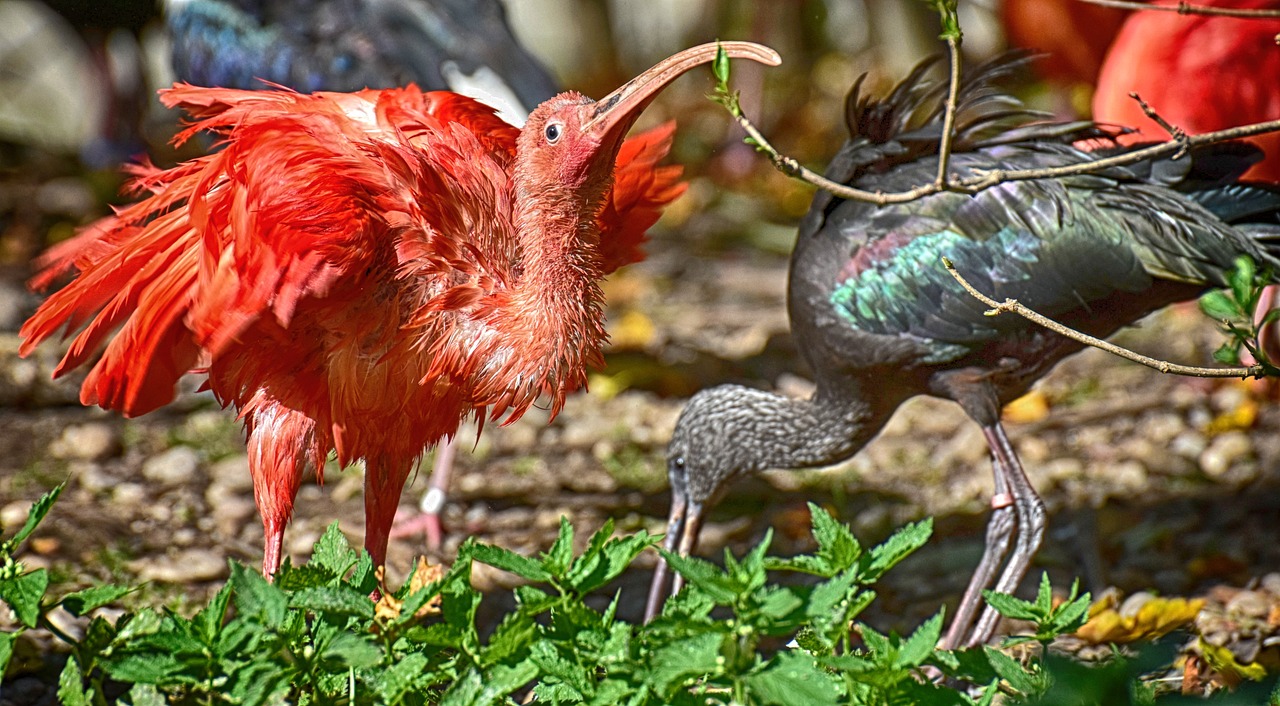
[
  {"left": 364, "top": 459, "right": 416, "bottom": 570},
  {"left": 1255, "top": 285, "right": 1280, "bottom": 365},
  {"left": 245, "top": 407, "right": 311, "bottom": 580},
  {"left": 965, "top": 423, "right": 1046, "bottom": 648},
  {"left": 941, "top": 447, "right": 1016, "bottom": 651},
  {"left": 390, "top": 438, "right": 457, "bottom": 551}
]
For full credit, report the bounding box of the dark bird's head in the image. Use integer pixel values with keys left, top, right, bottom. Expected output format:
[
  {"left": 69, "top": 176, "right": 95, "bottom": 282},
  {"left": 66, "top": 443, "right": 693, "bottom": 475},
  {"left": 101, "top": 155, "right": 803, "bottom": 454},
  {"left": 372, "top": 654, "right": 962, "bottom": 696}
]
[
  {"left": 645, "top": 382, "right": 883, "bottom": 621},
  {"left": 514, "top": 42, "right": 780, "bottom": 223},
  {"left": 645, "top": 384, "right": 799, "bottom": 621}
]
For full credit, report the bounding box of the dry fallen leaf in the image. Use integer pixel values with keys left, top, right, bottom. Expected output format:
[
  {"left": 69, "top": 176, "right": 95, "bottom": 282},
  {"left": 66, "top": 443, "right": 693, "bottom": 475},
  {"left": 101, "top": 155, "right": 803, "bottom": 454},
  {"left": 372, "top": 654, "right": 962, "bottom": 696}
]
[
  {"left": 374, "top": 558, "right": 444, "bottom": 623},
  {"left": 1198, "top": 639, "right": 1268, "bottom": 689},
  {"left": 1076, "top": 594, "right": 1205, "bottom": 644},
  {"left": 608, "top": 309, "right": 657, "bottom": 350},
  {"left": 1003, "top": 390, "right": 1050, "bottom": 424},
  {"left": 1204, "top": 396, "right": 1258, "bottom": 435}
]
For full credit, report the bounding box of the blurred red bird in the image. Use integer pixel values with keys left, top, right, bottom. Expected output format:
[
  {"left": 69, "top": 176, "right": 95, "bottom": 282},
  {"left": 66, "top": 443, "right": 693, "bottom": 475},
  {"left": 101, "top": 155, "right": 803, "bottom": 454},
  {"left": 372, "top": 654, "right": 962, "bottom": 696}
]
[
  {"left": 1093, "top": 0, "right": 1280, "bottom": 182},
  {"left": 21, "top": 42, "right": 782, "bottom": 578},
  {"left": 1094, "top": 1, "right": 1280, "bottom": 358}
]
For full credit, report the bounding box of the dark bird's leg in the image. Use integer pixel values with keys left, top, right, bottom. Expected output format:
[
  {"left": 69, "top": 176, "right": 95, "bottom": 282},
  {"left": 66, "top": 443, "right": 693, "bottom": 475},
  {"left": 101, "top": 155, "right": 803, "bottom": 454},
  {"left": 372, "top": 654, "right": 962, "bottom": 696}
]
[
  {"left": 965, "top": 423, "right": 1046, "bottom": 647},
  {"left": 941, "top": 455, "right": 1016, "bottom": 650}
]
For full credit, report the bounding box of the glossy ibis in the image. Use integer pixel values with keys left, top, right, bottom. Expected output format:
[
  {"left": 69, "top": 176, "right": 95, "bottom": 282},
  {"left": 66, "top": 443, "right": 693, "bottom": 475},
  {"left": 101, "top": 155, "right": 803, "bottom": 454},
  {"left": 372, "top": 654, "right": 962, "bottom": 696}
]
[{"left": 646, "top": 55, "right": 1280, "bottom": 650}]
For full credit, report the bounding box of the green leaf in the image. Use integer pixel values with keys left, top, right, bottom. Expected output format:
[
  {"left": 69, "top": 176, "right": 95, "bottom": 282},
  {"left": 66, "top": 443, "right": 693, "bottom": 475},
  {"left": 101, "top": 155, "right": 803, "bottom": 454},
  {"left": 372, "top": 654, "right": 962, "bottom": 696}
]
[
  {"left": 530, "top": 640, "right": 592, "bottom": 698},
  {"left": 0, "top": 629, "right": 19, "bottom": 676},
  {"left": 1048, "top": 590, "right": 1092, "bottom": 635},
  {"left": 809, "top": 503, "right": 862, "bottom": 571},
  {"left": 1033, "top": 572, "right": 1053, "bottom": 614},
  {"left": 230, "top": 562, "right": 288, "bottom": 628},
  {"left": 375, "top": 651, "right": 430, "bottom": 703},
  {"left": 0, "top": 568, "right": 48, "bottom": 627},
  {"left": 1200, "top": 289, "right": 1243, "bottom": 321},
  {"left": 897, "top": 611, "right": 944, "bottom": 668},
  {"left": 319, "top": 631, "right": 381, "bottom": 669},
  {"left": 309, "top": 522, "right": 357, "bottom": 577},
  {"left": 542, "top": 517, "right": 575, "bottom": 577},
  {"left": 743, "top": 651, "right": 841, "bottom": 706},
  {"left": 982, "top": 589, "right": 1040, "bottom": 622},
  {"left": 58, "top": 655, "right": 92, "bottom": 706},
  {"left": 647, "top": 631, "right": 724, "bottom": 695},
  {"left": 656, "top": 550, "right": 738, "bottom": 604},
  {"left": 480, "top": 609, "right": 538, "bottom": 667},
  {"left": 290, "top": 586, "right": 375, "bottom": 619},
  {"left": 567, "top": 531, "right": 653, "bottom": 596},
  {"left": 984, "top": 645, "right": 1038, "bottom": 695},
  {"left": 122, "top": 684, "right": 167, "bottom": 706},
  {"left": 713, "top": 42, "right": 730, "bottom": 85},
  {"left": 1213, "top": 341, "right": 1243, "bottom": 366},
  {"left": 862, "top": 518, "right": 931, "bottom": 581},
  {"left": 62, "top": 583, "right": 134, "bottom": 616},
  {"left": 1231, "top": 254, "right": 1257, "bottom": 308},
  {"left": 192, "top": 581, "right": 232, "bottom": 644},
  {"left": 6, "top": 484, "right": 64, "bottom": 550},
  {"left": 470, "top": 543, "right": 553, "bottom": 583}
]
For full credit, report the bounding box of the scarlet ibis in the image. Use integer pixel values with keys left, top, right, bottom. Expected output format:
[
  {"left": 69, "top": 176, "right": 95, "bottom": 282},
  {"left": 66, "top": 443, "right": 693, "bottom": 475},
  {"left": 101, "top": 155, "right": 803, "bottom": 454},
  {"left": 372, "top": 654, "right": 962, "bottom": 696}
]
[
  {"left": 644, "top": 55, "right": 1280, "bottom": 651},
  {"left": 166, "top": 0, "right": 563, "bottom": 551},
  {"left": 21, "top": 41, "right": 783, "bottom": 579}
]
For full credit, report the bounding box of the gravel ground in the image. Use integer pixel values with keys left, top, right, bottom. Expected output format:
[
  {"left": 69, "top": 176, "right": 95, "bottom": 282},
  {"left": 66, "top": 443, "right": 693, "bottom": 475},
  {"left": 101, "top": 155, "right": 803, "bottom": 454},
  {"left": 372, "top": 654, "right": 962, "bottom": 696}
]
[{"left": 1, "top": 235, "right": 1279, "bottom": 698}]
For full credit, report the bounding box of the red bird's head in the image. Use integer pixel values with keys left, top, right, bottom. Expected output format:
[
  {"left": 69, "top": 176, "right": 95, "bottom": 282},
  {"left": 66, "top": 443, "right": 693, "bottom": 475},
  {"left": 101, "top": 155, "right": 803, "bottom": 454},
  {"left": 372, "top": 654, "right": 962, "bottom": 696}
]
[{"left": 513, "top": 42, "right": 780, "bottom": 236}]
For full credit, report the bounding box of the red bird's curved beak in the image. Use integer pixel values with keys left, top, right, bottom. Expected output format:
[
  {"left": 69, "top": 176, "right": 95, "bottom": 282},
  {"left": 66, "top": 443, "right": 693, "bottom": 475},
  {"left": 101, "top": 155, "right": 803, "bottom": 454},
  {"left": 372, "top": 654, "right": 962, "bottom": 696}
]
[{"left": 581, "top": 41, "right": 781, "bottom": 148}]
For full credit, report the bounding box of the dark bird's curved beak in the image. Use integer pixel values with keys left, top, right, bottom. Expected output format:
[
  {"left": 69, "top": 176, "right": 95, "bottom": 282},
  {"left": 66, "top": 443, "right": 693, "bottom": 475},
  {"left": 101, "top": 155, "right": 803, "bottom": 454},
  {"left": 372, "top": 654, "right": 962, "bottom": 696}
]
[
  {"left": 581, "top": 41, "right": 781, "bottom": 151},
  {"left": 643, "top": 463, "right": 706, "bottom": 622}
]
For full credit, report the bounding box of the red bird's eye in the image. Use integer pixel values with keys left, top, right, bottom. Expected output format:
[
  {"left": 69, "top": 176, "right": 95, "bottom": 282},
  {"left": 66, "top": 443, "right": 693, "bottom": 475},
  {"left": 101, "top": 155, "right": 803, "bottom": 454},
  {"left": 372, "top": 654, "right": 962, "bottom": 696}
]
[{"left": 544, "top": 122, "right": 562, "bottom": 144}]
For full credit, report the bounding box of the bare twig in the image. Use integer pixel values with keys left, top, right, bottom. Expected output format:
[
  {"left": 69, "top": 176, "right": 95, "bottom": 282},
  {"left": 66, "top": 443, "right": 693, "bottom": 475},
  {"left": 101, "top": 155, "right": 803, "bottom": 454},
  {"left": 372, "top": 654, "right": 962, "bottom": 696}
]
[
  {"left": 1131, "top": 92, "right": 1189, "bottom": 152},
  {"left": 729, "top": 104, "right": 1280, "bottom": 205},
  {"left": 941, "top": 258, "right": 1268, "bottom": 379},
  {"left": 934, "top": 35, "right": 963, "bottom": 189},
  {"left": 1078, "top": 0, "right": 1280, "bottom": 19}
]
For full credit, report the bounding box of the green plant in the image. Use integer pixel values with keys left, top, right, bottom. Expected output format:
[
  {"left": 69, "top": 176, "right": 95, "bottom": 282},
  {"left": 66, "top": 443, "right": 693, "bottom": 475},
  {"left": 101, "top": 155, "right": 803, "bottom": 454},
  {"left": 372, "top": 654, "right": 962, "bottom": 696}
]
[
  {"left": 1198, "top": 254, "right": 1280, "bottom": 374},
  {"left": 2, "top": 487, "right": 1274, "bottom": 704}
]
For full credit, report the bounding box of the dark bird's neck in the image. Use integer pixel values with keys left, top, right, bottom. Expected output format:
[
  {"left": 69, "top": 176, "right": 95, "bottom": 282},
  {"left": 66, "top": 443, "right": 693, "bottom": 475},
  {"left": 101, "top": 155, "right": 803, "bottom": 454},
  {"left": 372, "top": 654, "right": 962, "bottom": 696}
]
[{"left": 673, "top": 381, "right": 897, "bottom": 504}]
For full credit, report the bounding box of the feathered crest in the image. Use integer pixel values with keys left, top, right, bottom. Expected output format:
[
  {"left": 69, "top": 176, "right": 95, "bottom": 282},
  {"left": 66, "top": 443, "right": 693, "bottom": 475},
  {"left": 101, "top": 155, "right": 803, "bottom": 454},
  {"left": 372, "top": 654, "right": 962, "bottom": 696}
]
[{"left": 830, "top": 52, "right": 1105, "bottom": 184}]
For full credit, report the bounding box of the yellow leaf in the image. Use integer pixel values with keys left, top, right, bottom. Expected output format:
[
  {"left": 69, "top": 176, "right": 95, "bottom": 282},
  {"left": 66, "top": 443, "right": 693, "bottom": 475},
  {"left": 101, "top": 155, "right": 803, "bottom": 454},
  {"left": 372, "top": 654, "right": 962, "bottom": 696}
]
[
  {"left": 1205, "top": 397, "right": 1258, "bottom": 434},
  {"left": 374, "top": 558, "right": 444, "bottom": 624},
  {"left": 608, "top": 310, "right": 656, "bottom": 350},
  {"left": 1199, "top": 639, "right": 1269, "bottom": 685},
  {"left": 1075, "top": 596, "right": 1205, "bottom": 644},
  {"left": 1004, "top": 390, "right": 1050, "bottom": 424}
]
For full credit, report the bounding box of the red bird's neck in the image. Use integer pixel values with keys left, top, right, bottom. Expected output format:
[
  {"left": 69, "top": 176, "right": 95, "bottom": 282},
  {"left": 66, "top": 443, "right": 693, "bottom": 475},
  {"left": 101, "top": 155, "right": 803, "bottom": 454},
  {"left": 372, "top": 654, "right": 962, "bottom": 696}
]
[{"left": 491, "top": 178, "right": 612, "bottom": 417}]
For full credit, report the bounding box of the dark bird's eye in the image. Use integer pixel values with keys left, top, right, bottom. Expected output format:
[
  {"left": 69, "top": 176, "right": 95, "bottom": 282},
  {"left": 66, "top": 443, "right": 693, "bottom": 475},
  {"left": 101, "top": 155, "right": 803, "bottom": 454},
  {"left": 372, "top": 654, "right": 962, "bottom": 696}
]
[
  {"left": 544, "top": 122, "right": 562, "bottom": 144},
  {"left": 672, "top": 456, "right": 685, "bottom": 471}
]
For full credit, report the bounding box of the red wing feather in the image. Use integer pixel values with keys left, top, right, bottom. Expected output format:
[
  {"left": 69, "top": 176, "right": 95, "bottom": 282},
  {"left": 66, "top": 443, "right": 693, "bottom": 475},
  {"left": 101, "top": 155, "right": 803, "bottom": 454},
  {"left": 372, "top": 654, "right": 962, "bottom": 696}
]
[{"left": 598, "top": 121, "right": 687, "bottom": 273}]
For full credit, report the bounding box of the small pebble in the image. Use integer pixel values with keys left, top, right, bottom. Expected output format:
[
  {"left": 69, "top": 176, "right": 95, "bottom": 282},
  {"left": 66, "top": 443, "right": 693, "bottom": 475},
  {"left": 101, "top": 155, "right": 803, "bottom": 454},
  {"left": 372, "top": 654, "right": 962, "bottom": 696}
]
[
  {"left": 49, "top": 423, "right": 120, "bottom": 461},
  {"left": 132, "top": 548, "right": 227, "bottom": 583},
  {"left": 1225, "top": 589, "right": 1271, "bottom": 620},
  {"left": 141, "top": 447, "right": 201, "bottom": 485}
]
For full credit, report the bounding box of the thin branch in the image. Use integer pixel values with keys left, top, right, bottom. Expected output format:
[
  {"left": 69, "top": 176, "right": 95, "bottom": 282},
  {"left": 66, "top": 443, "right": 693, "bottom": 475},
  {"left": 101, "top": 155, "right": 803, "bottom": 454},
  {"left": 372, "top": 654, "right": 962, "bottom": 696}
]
[
  {"left": 934, "top": 35, "right": 963, "bottom": 189},
  {"left": 950, "top": 118, "right": 1280, "bottom": 194},
  {"left": 1078, "top": 0, "right": 1280, "bottom": 18},
  {"left": 1132, "top": 92, "right": 1188, "bottom": 140},
  {"left": 729, "top": 103, "right": 1280, "bottom": 205},
  {"left": 941, "top": 258, "right": 1268, "bottom": 379}
]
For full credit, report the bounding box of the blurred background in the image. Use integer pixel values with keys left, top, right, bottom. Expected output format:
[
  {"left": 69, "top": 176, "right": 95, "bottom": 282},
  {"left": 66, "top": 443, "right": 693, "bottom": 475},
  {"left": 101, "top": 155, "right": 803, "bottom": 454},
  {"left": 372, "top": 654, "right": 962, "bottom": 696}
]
[{"left": 2, "top": 1, "right": 1279, "bottom": 693}]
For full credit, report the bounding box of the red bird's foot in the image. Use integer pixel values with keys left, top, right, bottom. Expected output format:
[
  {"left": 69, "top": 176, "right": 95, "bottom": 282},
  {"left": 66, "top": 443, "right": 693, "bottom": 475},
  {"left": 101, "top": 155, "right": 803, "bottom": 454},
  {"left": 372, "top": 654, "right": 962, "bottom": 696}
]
[{"left": 390, "top": 491, "right": 445, "bottom": 551}]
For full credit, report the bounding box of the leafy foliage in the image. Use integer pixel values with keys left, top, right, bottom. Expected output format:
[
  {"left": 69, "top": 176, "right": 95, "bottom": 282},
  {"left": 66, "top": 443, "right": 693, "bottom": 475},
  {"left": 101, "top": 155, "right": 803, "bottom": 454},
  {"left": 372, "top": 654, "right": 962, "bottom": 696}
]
[
  {"left": 1, "top": 491, "right": 1276, "bottom": 703},
  {"left": 1198, "top": 255, "right": 1280, "bottom": 374}
]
